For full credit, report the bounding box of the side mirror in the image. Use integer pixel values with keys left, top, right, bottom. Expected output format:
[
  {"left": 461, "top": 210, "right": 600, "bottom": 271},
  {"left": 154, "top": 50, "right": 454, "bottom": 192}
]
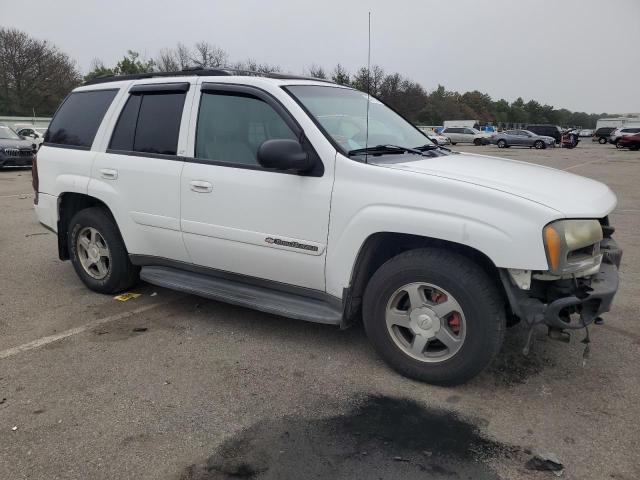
[{"left": 257, "top": 139, "right": 315, "bottom": 173}]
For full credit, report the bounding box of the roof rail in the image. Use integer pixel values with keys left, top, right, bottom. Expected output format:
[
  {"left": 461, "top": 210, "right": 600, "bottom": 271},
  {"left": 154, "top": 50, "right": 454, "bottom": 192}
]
[{"left": 83, "top": 67, "right": 336, "bottom": 86}]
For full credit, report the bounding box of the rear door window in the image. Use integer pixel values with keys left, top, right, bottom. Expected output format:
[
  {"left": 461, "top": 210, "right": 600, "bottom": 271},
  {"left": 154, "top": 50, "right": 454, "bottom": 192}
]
[
  {"left": 109, "top": 90, "right": 186, "bottom": 156},
  {"left": 45, "top": 90, "right": 117, "bottom": 148}
]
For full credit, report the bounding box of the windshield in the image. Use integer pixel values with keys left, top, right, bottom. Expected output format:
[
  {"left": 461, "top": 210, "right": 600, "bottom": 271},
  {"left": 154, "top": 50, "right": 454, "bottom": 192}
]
[
  {"left": 287, "top": 85, "right": 431, "bottom": 154},
  {"left": 0, "top": 126, "right": 21, "bottom": 140}
]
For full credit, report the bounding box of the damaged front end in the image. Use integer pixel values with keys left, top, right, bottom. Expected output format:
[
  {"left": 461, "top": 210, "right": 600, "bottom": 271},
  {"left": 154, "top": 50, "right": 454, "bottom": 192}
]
[{"left": 500, "top": 217, "right": 622, "bottom": 349}]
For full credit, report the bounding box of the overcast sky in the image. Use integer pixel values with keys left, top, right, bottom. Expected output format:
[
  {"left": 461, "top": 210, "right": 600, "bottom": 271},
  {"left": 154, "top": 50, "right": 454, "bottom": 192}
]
[{"left": 3, "top": 0, "right": 639, "bottom": 113}]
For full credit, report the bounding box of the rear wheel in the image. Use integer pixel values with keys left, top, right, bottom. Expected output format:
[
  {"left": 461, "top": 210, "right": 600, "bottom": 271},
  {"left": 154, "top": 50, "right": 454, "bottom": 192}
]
[
  {"left": 497, "top": 139, "right": 507, "bottom": 148},
  {"left": 615, "top": 140, "right": 624, "bottom": 149},
  {"left": 362, "top": 248, "right": 505, "bottom": 385},
  {"left": 598, "top": 137, "right": 607, "bottom": 144},
  {"left": 473, "top": 138, "right": 482, "bottom": 146},
  {"left": 534, "top": 140, "right": 545, "bottom": 149},
  {"left": 68, "top": 207, "right": 139, "bottom": 294}
]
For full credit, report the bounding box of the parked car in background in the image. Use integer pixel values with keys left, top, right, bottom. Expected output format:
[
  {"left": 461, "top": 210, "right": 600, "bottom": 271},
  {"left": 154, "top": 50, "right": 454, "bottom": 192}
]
[
  {"left": 525, "top": 124, "right": 562, "bottom": 144},
  {"left": 616, "top": 133, "right": 640, "bottom": 151},
  {"left": 491, "top": 129, "right": 556, "bottom": 149},
  {"left": 441, "top": 127, "right": 491, "bottom": 145},
  {"left": 609, "top": 126, "right": 640, "bottom": 147},
  {"left": 424, "top": 130, "right": 451, "bottom": 146},
  {"left": 593, "top": 127, "right": 616, "bottom": 144},
  {"left": 15, "top": 125, "right": 47, "bottom": 148},
  {"left": 0, "top": 125, "right": 37, "bottom": 167},
  {"left": 578, "top": 129, "right": 594, "bottom": 137}
]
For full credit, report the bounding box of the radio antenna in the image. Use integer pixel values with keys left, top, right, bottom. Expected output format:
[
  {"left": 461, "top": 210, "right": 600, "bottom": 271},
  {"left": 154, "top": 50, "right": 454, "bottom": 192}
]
[{"left": 365, "top": 11, "right": 371, "bottom": 163}]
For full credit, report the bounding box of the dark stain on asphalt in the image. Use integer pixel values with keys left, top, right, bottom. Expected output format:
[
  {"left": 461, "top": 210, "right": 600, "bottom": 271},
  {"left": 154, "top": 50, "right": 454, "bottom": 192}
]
[
  {"left": 483, "top": 326, "right": 556, "bottom": 386},
  {"left": 180, "top": 395, "right": 515, "bottom": 480}
]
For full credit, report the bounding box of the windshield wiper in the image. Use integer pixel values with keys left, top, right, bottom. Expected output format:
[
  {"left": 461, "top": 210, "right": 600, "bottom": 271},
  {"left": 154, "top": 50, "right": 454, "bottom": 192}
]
[
  {"left": 416, "top": 143, "right": 448, "bottom": 151},
  {"left": 348, "top": 144, "right": 425, "bottom": 156}
]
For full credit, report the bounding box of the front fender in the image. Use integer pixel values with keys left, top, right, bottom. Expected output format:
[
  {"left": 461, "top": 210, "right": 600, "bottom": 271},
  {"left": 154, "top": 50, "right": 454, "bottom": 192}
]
[{"left": 325, "top": 156, "right": 560, "bottom": 298}]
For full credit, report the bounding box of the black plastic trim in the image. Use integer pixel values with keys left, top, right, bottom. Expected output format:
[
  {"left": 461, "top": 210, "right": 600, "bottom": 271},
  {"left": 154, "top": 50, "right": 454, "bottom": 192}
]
[
  {"left": 105, "top": 149, "right": 183, "bottom": 161},
  {"left": 130, "top": 254, "right": 341, "bottom": 306},
  {"left": 82, "top": 67, "right": 336, "bottom": 86},
  {"left": 129, "top": 82, "right": 190, "bottom": 93}
]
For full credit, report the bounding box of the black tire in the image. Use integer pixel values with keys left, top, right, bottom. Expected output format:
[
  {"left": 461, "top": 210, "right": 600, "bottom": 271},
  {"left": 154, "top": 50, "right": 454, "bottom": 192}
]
[
  {"left": 615, "top": 140, "right": 624, "bottom": 149},
  {"left": 450, "top": 142, "right": 457, "bottom": 145},
  {"left": 497, "top": 139, "right": 507, "bottom": 148},
  {"left": 534, "top": 140, "right": 545, "bottom": 149},
  {"left": 68, "top": 207, "right": 139, "bottom": 294},
  {"left": 473, "top": 138, "right": 482, "bottom": 146},
  {"left": 362, "top": 248, "right": 505, "bottom": 385},
  {"left": 598, "top": 137, "right": 607, "bottom": 144}
]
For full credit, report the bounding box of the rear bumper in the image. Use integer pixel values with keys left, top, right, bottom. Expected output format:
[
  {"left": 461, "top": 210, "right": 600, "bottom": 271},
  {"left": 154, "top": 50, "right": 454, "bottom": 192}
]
[{"left": 501, "top": 238, "right": 622, "bottom": 329}]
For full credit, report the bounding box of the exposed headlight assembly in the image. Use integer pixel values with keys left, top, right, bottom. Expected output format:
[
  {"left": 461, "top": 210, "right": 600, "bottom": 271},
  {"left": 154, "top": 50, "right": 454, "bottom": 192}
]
[{"left": 543, "top": 219, "right": 603, "bottom": 275}]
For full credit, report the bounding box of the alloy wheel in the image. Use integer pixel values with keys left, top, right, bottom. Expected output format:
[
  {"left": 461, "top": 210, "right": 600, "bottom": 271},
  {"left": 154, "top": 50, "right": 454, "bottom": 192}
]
[
  {"left": 76, "top": 226, "right": 111, "bottom": 280},
  {"left": 385, "top": 282, "right": 466, "bottom": 363}
]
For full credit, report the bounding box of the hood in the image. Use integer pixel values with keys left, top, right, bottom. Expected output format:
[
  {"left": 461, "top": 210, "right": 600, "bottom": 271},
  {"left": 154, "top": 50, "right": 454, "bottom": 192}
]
[
  {"left": 0, "top": 138, "right": 35, "bottom": 149},
  {"left": 373, "top": 151, "right": 617, "bottom": 218}
]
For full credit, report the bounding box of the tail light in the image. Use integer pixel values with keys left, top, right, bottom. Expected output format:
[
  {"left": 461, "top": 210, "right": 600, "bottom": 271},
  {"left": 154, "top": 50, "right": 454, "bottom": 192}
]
[{"left": 32, "top": 154, "right": 39, "bottom": 204}]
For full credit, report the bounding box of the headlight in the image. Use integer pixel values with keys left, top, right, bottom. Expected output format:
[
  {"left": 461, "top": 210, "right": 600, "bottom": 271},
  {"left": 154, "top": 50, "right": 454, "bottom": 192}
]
[{"left": 543, "top": 219, "right": 603, "bottom": 275}]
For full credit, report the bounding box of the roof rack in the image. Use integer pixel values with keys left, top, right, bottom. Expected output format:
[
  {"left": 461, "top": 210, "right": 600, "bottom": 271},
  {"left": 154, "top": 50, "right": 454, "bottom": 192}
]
[{"left": 83, "top": 67, "right": 336, "bottom": 86}]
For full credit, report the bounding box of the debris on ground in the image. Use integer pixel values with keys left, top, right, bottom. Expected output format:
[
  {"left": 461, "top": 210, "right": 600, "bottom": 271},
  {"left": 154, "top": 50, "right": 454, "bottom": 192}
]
[
  {"left": 114, "top": 293, "right": 141, "bottom": 302},
  {"left": 132, "top": 327, "right": 148, "bottom": 333},
  {"left": 11, "top": 426, "right": 17, "bottom": 431},
  {"left": 0, "top": 398, "right": 6, "bottom": 405},
  {"left": 150, "top": 292, "right": 158, "bottom": 297},
  {"left": 525, "top": 452, "right": 564, "bottom": 476}
]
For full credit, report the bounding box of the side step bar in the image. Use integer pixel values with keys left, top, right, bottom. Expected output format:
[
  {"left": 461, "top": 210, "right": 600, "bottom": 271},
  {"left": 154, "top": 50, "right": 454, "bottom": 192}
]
[{"left": 140, "top": 266, "right": 343, "bottom": 325}]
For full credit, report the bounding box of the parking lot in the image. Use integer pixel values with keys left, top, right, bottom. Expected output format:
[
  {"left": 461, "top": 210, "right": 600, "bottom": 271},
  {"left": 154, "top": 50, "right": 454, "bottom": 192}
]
[{"left": 1, "top": 141, "right": 639, "bottom": 479}]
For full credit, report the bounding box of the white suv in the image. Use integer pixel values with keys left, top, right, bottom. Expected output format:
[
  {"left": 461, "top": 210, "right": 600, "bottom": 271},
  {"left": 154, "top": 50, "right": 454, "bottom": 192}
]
[
  {"left": 441, "top": 127, "right": 491, "bottom": 145},
  {"left": 33, "top": 69, "right": 622, "bottom": 385}
]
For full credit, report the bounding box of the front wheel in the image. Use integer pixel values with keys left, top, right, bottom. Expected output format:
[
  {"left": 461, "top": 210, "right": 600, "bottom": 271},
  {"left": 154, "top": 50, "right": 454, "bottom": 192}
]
[
  {"left": 534, "top": 140, "right": 545, "bottom": 149},
  {"left": 473, "top": 138, "right": 482, "bottom": 146},
  {"left": 615, "top": 141, "right": 624, "bottom": 149},
  {"left": 362, "top": 248, "right": 505, "bottom": 385},
  {"left": 68, "top": 207, "right": 139, "bottom": 294},
  {"left": 497, "top": 139, "right": 507, "bottom": 148}
]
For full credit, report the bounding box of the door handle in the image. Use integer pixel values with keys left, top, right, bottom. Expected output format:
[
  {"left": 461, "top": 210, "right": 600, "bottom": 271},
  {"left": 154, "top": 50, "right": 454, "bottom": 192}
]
[
  {"left": 100, "top": 168, "right": 118, "bottom": 180},
  {"left": 189, "top": 180, "right": 213, "bottom": 193}
]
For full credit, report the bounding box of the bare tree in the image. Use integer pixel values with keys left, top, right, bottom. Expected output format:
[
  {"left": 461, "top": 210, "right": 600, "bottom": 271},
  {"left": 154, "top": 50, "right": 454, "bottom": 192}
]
[
  {"left": 307, "top": 64, "right": 326, "bottom": 79},
  {"left": 155, "top": 48, "right": 180, "bottom": 72},
  {"left": 0, "top": 27, "right": 81, "bottom": 116},
  {"left": 190, "top": 41, "right": 228, "bottom": 68},
  {"left": 232, "top": 59, "right": 279, "bottom": 74}
]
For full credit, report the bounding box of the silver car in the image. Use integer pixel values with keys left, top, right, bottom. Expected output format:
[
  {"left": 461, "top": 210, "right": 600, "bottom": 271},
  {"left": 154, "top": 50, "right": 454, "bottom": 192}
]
[{"left": 491, "top": 129, "right": 556, "bottom": 149}]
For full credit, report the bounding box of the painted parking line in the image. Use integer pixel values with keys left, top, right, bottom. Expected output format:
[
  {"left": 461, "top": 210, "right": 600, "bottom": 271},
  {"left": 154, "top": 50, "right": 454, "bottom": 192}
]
[
  {"left": 0, "top": 301, "right": 171, "bottom": 360},
  {"left": 563, "top": 160, "right": 599, "bottom": 171},
  {"left": 0, "top": 193, "right": 33, "bottom": 198}
]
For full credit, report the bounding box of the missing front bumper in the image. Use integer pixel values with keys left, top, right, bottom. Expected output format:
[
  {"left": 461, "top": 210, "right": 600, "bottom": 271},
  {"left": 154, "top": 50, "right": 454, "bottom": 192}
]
[{"left": 501, "top": 239, "right": 622, "bottom": 330}]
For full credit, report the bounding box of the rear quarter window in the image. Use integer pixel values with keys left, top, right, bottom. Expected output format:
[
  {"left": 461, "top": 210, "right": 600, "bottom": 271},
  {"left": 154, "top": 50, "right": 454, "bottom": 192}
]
[{"left": 45, "top": 90, "right": 117, "bottom": 149}]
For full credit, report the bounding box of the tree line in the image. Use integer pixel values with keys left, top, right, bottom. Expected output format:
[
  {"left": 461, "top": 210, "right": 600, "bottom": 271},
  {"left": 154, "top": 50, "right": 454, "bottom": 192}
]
[{"left": 0, "top": 27, "right": 614, "bottom": 128}]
